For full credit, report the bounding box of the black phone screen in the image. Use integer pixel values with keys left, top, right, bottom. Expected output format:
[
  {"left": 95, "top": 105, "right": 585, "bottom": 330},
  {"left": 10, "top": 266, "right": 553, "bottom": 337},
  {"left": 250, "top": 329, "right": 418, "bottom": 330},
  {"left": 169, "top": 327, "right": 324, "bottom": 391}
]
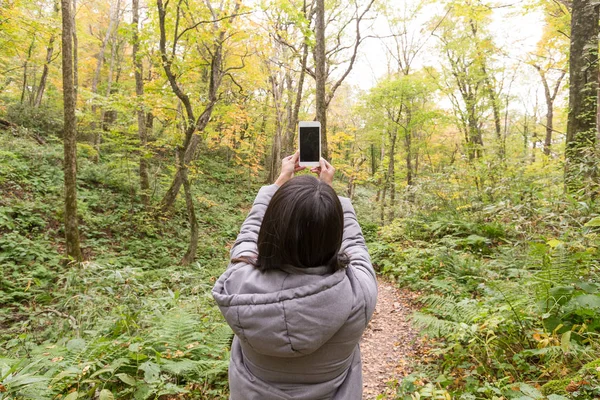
[{"left": 299, "top": 127, "right": 320, "bottom": 162}]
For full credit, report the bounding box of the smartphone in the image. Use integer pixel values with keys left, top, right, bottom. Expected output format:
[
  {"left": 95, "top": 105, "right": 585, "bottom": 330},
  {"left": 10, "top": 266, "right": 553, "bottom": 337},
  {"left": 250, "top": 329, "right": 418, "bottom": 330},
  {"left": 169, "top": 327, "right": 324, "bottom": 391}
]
[{"left": 298, "top": 121, "right": 321, "bottom": 167}]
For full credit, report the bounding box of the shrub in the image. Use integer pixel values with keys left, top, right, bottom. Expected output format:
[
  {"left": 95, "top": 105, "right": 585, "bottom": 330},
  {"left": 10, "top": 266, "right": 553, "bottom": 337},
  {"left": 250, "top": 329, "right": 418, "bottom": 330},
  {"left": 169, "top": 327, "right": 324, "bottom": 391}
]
[{"left": 3, "top": 103, "right": 63, "bottom": 137}]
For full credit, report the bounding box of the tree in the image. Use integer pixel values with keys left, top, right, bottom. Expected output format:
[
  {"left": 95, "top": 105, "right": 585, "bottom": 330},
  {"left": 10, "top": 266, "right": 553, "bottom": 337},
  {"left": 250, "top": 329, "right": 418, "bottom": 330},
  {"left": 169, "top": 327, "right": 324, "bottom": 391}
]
[
  {"left": 434, "top": 1, "right": 499, "bottom": 161},
  {"left": 157, "top": 0, "right": 244, "bottom": 263},
  {"left": 527, "top": 0, "right": 569, "bottom": 156},
  {"left": 565, "top": 0, "right": 598, "bottom": 194},
  {"left": 380, "top": 0, "right": 433, "bottom": 76},
  {"left": 157, "top": 0, "right": 243, "bottom": 213},
  {"left": 531, "top": 63, "right": 566, "bottom": 156},
  {"left": 61, "top": 0, "right": 83, "bottom": 262},
  {"left": 314, "top": 0, "right": 327, "bottom": 157},
  {"left": 312, "top": 0, "right": 375, "bottom": 160},
  {"left": 260, "top": 1, "right": 311, "bottom": 180},
  {"left": 90, "top": 0, "right": 120, "bottom": 158},
  {"left": 265, "top": 0, "right": 374, "bottom": 159},
  {"left": 265, "top": 0, "right": 312, "bottom": 155},
  {"left": 132, "top": 0, "right": 150, "bottom": 206},
  {"left": 363, "top": 72, "right": 437, "bottom": 223},
  {"left": 34, "top": 0, "right": 59, "bottom": 107}
]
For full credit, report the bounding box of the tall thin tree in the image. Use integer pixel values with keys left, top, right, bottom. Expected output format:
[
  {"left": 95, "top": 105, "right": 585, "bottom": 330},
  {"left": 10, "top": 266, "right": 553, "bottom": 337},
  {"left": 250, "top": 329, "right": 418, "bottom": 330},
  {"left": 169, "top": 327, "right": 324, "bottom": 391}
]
[
  {"left": 314, "top": 0, "right": 327, "bottom": 158},
  {"left": 61, "top": 0, "right": 83, "bottom": 262},
  {"left": 565, "top": 0, "right": 599, "bottom": 193},
  {"left": 132, "top": 0, "right": 149, "bottom": 205}
]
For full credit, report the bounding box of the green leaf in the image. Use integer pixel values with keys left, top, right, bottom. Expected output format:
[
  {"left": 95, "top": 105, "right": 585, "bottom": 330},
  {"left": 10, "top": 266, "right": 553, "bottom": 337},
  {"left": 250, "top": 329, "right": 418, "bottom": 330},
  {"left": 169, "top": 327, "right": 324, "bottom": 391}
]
[
  {"left": 89, "top": 367, "right": 114, "bottom": 379},
  {"left": 572, "top": 294, "right": 600, "bottom": 309},
  {"left": 64, "top": 393, "right": 79, "bottom": 400},
  {"left": 134, "top": 383, "right": 152, "bottom": 400},
  {"left": 128, "top": 343, "right": 141, "bottom": 352},
  {"left": 549, "top": 286, "right": 574, "bottom": 302},
  {"left": 99, "top": 389, "right": 114, "bottom": 400},
  {"left": 561, "top": 331, "right": 571, "bottom": 353},
  {"left": 66, "top": 338, "right": 86, "bottom": 353},
  {"left": 547, "top": 395, "right": 570, "bottom": 400},
  {"left": 158, "top": 382, "right": 188, "bottom": 395},
  {"left": 547, "top": 239, "right": 564, "bottom": 248},
  {"left": 50, "top": 368, "right": 79, "bottom": 383},
  {"left": 575, "top": 282, "right": 599, "bottom": 294},
  {"left": 139, "top": 361, "right": 160, "bottom": 383},
  {"left": 116, "top": 373, "right": 136, "bottom": 386},
  {"left": 519, "top": 383, "right": 543, "bottom": 399},
  {"left": 584, "top": 216, "right": 600, "bottom": 227}
]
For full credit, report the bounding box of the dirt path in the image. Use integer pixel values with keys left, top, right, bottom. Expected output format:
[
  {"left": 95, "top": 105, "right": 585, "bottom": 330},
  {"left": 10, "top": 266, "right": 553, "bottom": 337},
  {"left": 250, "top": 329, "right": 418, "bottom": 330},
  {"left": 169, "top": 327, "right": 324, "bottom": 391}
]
[{"left": 361, "top": 276, "right": 423, "bottom": 399}]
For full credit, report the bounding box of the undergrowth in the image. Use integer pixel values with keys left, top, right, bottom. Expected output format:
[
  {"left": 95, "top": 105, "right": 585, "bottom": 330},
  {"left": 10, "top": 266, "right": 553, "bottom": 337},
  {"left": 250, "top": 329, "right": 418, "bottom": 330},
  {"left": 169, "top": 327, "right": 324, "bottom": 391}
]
[
  {"left": 371, "top": 161, "right": 600, "bottom": 399},
  {"left": 0, "top": 133, "right": 254, "bottom": 398}
]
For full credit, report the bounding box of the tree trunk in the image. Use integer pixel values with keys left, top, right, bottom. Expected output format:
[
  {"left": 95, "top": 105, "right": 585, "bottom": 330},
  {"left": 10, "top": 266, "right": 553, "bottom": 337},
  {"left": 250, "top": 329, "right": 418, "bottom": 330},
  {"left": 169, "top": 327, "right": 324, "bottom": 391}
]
[
  {"left": 380, "top": 180, "right": 387, "bottom": 225},
  {"left": 34, "top": 35, "right": 56, "bottom": 107},
  {"left": 21, "top": 38, "right": 35, "bottom": 104},
  {"left": 466, "top": 99, "right": 483, "bottom": 160},
  {"left": 268, "top": 74, "right": 284, "bottom": 182},
  {"left": 565, "top": 0, "right": 599, "bottom": 192},
  {"left": 180, "top": 149, "right": 199, "bottom": 265},
  {"left": 387, "top": 131, "right": 397, "bottom": 222},
  {"left": 522, "top": 111, "right": 529, "bottom": 156},
  {"left": 132, "top": 0, "right": 149, "bottom": 206},
  {"left": 269, "top": 130, "right": 282, "bottom": 183},
  {"left": 99, "top": 0, "right": 121, "bottom": 138},
  {"left": 103, "top": 0, "right": 120, "bottom": 121},
  {"left": 284, "top": 73, "right": 293, "bottom": 154},
  {"left": 72, "top": 0, "right": 78, "bottom": 103},
  {"left": 531, "top": 131, "right": 538, "bottom": 164},
  {"left": 370, "top": 143, "right": 376, "bottom": 176},
  {"left": 92, "top": 0, "right": 118, "bottom": 158},
  {"left": 375, "top": 139, "right": 384, "bottom": 202},
  {"left": 157, "top": 0, "right": 239, "bottom": 211},
  {"left": 534, "top": 66, "right": 565, "bottom": 156},
  {"left": 346, "top": 156, "right": 365, "bottom": 199},
  {"left": 284, "top": 42, "right": 308, "bottom": 155},
  {"left": 404, "top": 129, "right": 413, "bottom": 186},
  {"left": 160, "top": 108, "right": 213, "bottom": 211},
  {"left": 61, "top": 0, "right": 83, "bottom": 262},
  {"left": 34, "top": 1, "right": 60, "bottom": 107},
  {"left": 485, "top": 73, "right": 503, "bottom": 158},
  {"left": 314, "top": 0, "right": 328, "bottom": 159}
]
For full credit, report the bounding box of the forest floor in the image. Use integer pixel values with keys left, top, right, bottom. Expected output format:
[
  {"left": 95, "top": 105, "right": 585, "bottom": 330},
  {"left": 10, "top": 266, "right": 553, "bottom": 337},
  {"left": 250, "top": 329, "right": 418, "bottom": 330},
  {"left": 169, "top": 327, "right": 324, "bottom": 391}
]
[{"left": 361, "top": 276, "right": 425, "bottom": 399}]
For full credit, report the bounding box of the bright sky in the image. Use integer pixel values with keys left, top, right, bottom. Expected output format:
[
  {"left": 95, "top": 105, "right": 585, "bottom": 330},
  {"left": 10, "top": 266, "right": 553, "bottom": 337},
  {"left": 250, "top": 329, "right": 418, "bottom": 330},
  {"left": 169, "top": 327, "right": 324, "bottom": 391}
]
[{"left": 347, "top": 1, "right": 545, "bottom": 92}]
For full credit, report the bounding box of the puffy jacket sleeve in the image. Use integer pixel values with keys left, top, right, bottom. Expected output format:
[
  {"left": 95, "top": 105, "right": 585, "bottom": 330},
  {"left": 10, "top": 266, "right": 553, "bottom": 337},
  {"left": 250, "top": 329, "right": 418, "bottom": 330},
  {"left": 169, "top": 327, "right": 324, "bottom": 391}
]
[
  {"left": 229, "top": 184, "right": 279, "bottom": 262},
  {"left": 339, "top": 197, "right": 378, "bottom": 321}
]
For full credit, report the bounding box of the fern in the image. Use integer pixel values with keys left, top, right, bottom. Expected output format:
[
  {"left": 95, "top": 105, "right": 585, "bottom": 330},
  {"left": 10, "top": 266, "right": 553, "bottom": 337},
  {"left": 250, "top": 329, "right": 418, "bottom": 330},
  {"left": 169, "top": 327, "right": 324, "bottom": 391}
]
[
  {"left": 411, "top": 312, "right": 468, "bottom": 339},
  {"left": 0, "top": 358, "right": 50, "bottom": 400},
  {"left": 422, "top": 294, "right": 483, "bottom": 323},
  {"left": 148, "top": 310, "right": 231, "bottom": 381},
  {"left": 532, "top": 248, "right": 585, "bottom": 302}
]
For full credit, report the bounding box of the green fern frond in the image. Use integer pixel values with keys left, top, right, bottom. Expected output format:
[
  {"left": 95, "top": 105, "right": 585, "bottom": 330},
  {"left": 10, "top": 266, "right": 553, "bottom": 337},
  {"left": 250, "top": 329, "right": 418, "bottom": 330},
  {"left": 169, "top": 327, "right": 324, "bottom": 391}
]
[
  {"left": 532, "top": 247, "right": 586, "bottom": 300},
  {"left": 422, "top": 294, "right": 482, "bottom": 323},
  {"left": 411, "top": 312, "right": 469, "bottom": 339}
]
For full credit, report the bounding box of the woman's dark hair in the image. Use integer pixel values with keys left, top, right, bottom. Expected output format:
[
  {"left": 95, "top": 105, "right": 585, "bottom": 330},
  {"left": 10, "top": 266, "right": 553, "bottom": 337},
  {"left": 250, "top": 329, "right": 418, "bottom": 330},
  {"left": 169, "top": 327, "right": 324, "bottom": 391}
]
[{"left": 238, "top": 175, "right": 348, "bottom": 272}]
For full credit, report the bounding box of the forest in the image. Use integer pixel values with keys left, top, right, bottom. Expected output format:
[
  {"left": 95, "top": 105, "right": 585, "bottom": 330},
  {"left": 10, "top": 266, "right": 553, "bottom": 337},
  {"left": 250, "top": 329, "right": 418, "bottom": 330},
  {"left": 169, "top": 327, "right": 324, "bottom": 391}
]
[{"left": 0, "top": 0, "right": 599, "bottom": 398}]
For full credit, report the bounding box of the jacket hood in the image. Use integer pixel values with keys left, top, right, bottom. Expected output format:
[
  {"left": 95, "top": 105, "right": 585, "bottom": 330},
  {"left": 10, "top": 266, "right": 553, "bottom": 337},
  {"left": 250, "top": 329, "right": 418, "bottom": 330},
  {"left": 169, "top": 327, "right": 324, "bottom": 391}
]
[{"left": 212, "top": 264, "right": 353, "bottom": 358}]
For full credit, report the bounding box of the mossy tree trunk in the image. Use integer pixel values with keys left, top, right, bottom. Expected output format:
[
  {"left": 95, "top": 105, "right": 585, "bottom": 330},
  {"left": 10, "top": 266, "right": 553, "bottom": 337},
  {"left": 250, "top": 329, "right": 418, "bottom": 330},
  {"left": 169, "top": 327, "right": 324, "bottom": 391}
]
[
  {"left": 61, "top": 0, "right": 83, "bottom": 262},
  {"left": 132, "top": 0, "right": 149, "bottom": 206},
  {"left": 314, "top": 0, "right": 327, "bottom": 159},
  {"left": 565, "top": 0, "right": 599, "bottom": 194}
]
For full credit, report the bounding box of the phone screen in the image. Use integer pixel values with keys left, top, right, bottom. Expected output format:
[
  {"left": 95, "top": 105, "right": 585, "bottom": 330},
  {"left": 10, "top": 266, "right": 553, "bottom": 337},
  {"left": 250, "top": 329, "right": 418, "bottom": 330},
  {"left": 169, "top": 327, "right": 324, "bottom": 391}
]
[{"left": 299, "top": 126, "right": 320, "bottom": 162}]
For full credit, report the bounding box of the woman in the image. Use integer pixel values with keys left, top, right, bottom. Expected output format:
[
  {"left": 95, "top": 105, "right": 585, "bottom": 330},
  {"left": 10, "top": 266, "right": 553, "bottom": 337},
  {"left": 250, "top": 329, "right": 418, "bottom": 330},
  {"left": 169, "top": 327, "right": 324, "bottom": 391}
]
[{"left": 212, "top": 151, "right": 378, "bottom": 399}]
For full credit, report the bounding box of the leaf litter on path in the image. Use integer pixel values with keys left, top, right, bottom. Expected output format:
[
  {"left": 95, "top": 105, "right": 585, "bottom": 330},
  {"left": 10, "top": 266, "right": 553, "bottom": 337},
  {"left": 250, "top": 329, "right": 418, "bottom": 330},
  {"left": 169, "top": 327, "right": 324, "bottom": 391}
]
[{"left": 361, "top": 276, "right": 425, "bottom": 399}]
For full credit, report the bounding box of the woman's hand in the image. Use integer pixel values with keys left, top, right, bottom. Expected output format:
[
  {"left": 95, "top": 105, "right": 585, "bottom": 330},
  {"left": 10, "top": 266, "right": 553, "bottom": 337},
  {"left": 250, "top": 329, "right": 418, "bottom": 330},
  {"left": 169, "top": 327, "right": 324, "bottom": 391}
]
[
  {"left": 311, "top": 158, "right": 335, "bottom": 186},
  {"left": 275, "top": 151, "right": 305, "bottom": 187}
]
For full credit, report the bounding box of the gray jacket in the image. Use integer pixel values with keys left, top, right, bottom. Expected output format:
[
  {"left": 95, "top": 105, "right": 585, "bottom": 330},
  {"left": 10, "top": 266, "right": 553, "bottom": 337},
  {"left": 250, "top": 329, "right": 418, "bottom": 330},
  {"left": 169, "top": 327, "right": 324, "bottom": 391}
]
[{"left": 212, "top": 184, "right": 378, "bottom": 399}]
